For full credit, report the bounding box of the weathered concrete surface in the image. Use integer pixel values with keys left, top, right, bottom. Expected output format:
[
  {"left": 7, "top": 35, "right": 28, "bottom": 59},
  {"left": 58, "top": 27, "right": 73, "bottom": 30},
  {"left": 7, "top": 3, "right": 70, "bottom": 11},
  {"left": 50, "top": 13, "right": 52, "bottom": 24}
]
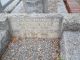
[
  {"left": 61, "top": 31, "right": 80, "bottom": 60},
  {"left": 63, "top": 14, "right": 80, "bottom": 31}
]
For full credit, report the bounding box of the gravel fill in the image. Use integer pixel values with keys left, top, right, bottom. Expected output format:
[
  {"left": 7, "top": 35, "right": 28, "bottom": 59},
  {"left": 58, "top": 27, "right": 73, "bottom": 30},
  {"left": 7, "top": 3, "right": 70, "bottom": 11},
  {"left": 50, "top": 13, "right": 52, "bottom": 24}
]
[{"left": 1, "top": 38, "right": 60, "bottom": 60}]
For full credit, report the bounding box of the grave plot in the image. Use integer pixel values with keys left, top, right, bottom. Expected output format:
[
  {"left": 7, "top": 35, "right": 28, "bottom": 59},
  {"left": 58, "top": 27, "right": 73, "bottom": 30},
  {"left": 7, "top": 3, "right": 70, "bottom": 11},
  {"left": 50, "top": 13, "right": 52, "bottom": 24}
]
[{"left": 1, "top": 14, "right": 63, "bottom": 60}]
